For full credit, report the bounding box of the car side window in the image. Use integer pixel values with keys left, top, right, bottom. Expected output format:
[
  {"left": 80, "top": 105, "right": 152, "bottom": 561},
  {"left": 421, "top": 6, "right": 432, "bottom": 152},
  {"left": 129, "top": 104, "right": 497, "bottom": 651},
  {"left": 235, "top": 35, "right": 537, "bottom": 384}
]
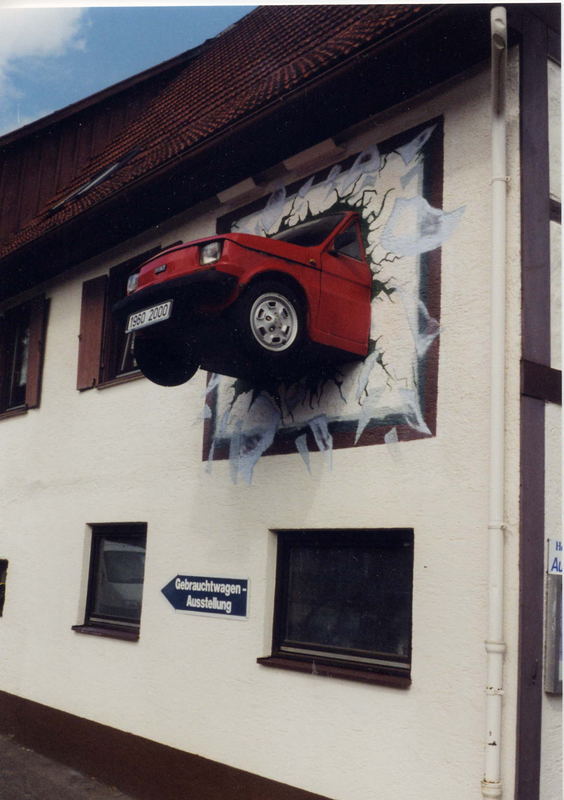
[{"left": 333, "top": 222, "right": 362, "bottom": 260}]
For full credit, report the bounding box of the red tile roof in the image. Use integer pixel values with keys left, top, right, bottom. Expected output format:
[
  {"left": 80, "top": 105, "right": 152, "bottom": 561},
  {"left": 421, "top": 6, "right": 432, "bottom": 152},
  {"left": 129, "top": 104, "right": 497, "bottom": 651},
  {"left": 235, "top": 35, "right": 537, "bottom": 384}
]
[{"left": 0, "top": 5, "right": 434, "bottom": 261}]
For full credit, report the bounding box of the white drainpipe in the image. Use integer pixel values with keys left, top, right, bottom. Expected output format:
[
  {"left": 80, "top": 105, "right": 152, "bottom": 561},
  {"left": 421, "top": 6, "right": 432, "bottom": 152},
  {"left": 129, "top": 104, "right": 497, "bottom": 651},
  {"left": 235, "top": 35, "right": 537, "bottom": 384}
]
[{"left": 481, "top": 7, "right": 508, "bottom": 800}]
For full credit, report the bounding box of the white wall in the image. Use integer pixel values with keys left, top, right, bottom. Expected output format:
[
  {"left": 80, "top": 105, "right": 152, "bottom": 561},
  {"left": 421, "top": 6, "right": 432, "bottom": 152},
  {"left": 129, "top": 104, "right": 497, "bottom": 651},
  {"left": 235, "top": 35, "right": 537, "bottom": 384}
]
[
  {"left": 0, "top": 60, "right": 524, "bottom": 800},
  {"left": 539, "top": 55, "right": 562, "bottom": 800}
]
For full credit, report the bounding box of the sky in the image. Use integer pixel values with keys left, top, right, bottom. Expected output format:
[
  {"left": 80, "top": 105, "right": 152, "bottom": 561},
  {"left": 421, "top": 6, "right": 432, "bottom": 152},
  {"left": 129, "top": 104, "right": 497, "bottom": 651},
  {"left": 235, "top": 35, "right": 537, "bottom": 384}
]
[{"left": 0, "top": 5, "right": 254, "bottom": 136}]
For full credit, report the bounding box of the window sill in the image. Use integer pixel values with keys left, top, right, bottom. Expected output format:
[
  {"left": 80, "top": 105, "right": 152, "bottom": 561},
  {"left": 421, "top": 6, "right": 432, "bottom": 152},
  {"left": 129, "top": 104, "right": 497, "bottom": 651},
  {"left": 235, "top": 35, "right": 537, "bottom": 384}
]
[
  {"left": 72, "top": 625, "right": 139, "bottom": 642},
  {"left": 257, "top": 656, "right": 411, "bottom": 688},
  {"left": 0, "top": 406, "right": 28, "bottom": 422},
  {"left": 96, "top": 371, "right": 144, "bottom": 390}
]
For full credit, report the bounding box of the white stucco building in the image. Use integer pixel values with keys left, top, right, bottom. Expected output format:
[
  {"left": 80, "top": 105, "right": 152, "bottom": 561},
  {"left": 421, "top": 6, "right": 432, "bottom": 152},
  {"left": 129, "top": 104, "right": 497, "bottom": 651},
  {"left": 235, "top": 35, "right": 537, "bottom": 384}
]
[{"left": 0, "top": 6, "right": 560, "bottom": 800}]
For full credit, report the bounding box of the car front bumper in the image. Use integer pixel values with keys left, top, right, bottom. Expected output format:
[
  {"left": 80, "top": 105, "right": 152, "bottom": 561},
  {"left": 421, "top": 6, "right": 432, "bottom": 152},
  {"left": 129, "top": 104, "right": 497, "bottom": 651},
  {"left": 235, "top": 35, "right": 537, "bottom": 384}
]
[{"left": 112, "top": 269, "right": 238, "bottom": 321}]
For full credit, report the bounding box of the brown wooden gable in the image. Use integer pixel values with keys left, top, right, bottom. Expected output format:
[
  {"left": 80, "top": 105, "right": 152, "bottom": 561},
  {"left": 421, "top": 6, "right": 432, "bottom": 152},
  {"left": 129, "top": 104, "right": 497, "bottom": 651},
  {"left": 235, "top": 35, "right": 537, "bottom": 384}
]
[{"left": 0, "top": 61, "right": 184, "bottom": 250}]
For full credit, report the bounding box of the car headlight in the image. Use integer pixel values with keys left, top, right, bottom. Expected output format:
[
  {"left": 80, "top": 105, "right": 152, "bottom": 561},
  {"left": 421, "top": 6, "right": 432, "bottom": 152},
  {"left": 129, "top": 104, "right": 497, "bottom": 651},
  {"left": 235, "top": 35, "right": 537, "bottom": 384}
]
[
  {"left": 127, "top": 272, "right": 139, "bottom": 294},
  {"left": 199, "top": 241, "right": 222, "bottom": 266}
]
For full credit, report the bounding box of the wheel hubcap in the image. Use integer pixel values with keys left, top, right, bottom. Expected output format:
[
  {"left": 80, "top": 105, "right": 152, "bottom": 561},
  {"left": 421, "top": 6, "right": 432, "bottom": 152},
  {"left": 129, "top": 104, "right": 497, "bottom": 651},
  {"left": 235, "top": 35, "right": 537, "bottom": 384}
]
[{"left": 250, "top": 293, "right": 298, "bottom": 352}]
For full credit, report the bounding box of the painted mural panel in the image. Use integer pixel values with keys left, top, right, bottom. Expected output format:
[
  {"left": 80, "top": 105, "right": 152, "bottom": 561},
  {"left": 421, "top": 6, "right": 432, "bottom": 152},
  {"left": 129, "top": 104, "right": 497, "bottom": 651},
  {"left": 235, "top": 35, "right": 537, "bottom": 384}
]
[{"left": 203, "top": 120, "right": 464, "bottom": 482}]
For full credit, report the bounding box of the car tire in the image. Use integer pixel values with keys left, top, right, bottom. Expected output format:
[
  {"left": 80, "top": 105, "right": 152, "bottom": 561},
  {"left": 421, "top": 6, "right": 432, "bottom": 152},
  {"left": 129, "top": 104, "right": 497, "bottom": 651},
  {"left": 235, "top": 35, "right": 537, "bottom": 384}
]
[
  {"left": 235, "top": 280, "right": 305, "bottom": 366},
  {"left": 133, "top": 334, "right": 200, "bottom": 386}
]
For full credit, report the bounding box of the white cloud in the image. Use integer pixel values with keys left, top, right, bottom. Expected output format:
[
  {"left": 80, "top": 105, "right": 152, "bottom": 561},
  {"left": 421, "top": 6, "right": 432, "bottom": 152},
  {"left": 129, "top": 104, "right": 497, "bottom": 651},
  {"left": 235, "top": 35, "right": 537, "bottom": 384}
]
[
  {"left": 0, "top": 8, "right": 87, "bottom": 132},
  {"left": 0, "top": 8, "right": 86, "bottom": 63}
]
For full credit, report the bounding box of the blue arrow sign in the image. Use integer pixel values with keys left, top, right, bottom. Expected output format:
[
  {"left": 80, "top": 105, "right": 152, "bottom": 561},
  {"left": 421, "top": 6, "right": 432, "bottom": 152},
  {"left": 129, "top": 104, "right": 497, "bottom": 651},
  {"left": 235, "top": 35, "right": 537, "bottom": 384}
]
[{"left": 161, "top": 575, "right": 248, "bottom": 618}]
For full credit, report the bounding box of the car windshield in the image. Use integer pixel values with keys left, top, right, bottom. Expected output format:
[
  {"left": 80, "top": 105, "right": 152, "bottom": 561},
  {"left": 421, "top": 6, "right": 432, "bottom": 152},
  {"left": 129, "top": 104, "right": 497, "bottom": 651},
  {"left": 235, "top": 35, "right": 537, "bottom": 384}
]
[{"left": 272, "top": 213, "right": 345, "bottom": 247}]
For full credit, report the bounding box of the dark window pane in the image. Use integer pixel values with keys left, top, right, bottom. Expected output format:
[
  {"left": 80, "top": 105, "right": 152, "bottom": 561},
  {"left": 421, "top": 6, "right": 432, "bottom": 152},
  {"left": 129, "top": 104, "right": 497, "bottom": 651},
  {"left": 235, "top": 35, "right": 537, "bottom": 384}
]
[
  {"left": 87, "top": 528, "right": 146, "bottom": 628},
  {"left": 334, "top": 223, "right": 362, "bottom": 259},
  {"left": 2, "top": 304, "right": 31, "bottom": 410},
  {"left": 272, "top": 214, "right": 345, "bottom": 246},
  {"left": 104, "top": 266, "right": 140, "bottom": 380},
  {"left": 275, "top": 530, "right": 413, "bottom": 673},
  {"left": 102, "top": 250, "right": 163, "bottom": 383},
  {"left": 78, "top": 248, "right": 167, "bottom": 389},
  {"left": 0, "top": 560, "right": 8, "bottom": 616},
  {"left": 285, "top": 544, "right": 410, "bottom": 657},
  {"left": 117, "top": 332, "right": 137, "bottom": 375}
]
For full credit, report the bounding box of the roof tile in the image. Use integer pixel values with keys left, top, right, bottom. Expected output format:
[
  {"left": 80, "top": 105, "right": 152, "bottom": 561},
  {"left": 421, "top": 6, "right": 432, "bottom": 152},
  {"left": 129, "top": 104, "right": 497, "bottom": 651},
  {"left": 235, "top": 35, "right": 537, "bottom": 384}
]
[{"left": 0, "top": 4, "right": 431, "bottom": 260}]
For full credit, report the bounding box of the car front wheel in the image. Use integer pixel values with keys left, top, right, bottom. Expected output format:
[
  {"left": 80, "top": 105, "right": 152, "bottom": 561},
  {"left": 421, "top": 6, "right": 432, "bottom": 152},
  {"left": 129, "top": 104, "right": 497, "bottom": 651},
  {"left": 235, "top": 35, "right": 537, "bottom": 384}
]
[
  {"left": 235, "top": 281, "right": 305, "bottom": 367},
  {"left": 133, "top": 334, "right": 200, "bottom": 386}
]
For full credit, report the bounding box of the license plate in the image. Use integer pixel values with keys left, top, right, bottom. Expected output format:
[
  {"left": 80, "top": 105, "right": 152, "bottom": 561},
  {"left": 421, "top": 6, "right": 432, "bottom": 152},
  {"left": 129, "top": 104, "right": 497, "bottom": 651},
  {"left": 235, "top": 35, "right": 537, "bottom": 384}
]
[{"left": 126, "top": 300, "right": 173, "bottom": 333}]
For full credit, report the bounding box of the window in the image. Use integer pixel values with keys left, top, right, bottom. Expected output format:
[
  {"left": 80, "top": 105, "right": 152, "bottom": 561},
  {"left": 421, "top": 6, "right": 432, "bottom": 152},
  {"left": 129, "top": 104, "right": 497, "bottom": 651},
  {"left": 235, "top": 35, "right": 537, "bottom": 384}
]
[
  {"left": 333, "top": 220, "right": 362, "bottom": 260},
  {"left": 0, "top": 560, "right": 8, "bottom": 616},
  {"left": 102, "top": 260, "right": 142, "bottom": 381},
  {"left": 272, "top": 213, "right": 345, "bottom": 246},
  {"left": 258, "top": 529, "right": 413, "bottom": 686},
  {"left": 77, "top": 259, "right": 143, "bottom": 390},
  {"left": 49, "top": 148, "right": 141, "bottom": 214},
  {"left": 0, "top": 296, "right": 48, "bottom": 416},
  {"left": 73, "top": 524, "right": 147, "bottom": 641},
  {"left": 77, "top": 245, "right": 178, "bottom": 390}
]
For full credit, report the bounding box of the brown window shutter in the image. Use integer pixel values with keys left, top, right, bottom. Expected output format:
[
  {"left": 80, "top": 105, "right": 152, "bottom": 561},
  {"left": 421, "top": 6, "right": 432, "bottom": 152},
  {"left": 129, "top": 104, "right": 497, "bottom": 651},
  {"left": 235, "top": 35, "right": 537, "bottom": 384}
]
[
  {"left": 77, "top": 275, "right": 107, "bottom": 391},
  {"left": 25, "top": 294, "right": 49, "bottom": 409}
]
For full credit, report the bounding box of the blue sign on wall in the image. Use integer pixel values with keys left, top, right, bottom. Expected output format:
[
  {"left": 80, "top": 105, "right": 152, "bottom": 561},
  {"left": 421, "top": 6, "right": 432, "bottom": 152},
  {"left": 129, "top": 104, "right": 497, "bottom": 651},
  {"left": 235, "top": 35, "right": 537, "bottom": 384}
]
[
  {"left": 161, "top": 575, "right": 248, "bottom": 618},
  {"left": 548, "top": 539, "right": 563, "bottom": 575}
]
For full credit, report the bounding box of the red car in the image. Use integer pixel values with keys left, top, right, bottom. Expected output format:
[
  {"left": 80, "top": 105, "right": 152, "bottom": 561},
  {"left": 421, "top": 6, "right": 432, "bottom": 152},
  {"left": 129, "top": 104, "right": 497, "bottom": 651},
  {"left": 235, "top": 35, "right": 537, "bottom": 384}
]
[{"left": 113, "top": 211, "right": 372, "bottom": 385}]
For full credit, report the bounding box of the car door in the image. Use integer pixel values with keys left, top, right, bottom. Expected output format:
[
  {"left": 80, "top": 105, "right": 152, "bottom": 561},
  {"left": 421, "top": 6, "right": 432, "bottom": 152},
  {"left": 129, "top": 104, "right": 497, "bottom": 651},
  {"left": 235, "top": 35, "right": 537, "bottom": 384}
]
[{"left": 317, "top": 217, "right": 372, "bottom": 346}]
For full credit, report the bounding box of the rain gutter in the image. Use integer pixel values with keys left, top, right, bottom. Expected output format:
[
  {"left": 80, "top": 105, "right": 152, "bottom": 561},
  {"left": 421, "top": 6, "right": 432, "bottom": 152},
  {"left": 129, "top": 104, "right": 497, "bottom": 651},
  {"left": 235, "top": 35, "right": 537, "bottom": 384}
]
[{"left": 481, "top": 7, "right": 508, "bottom": 800}]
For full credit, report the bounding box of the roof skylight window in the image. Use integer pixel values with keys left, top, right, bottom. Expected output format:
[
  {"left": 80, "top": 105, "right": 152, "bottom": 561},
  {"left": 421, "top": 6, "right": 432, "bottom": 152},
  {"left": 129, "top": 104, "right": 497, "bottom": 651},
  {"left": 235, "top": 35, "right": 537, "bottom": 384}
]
[{"left": 49, "top": 148, "right": 140, "bottom": 214}]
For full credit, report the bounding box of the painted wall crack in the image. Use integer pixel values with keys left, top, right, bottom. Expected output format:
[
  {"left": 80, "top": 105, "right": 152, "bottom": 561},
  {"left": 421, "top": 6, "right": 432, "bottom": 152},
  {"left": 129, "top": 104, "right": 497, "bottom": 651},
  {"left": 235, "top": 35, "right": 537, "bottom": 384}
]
[{"left": 204, "top": 121, "right": 464, "bottom": 483}]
